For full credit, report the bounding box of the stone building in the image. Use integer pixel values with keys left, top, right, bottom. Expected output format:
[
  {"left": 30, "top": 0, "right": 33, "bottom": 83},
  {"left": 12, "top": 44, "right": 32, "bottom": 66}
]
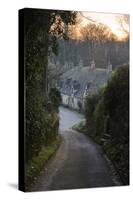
[{"left": 57, "top": 61, "right": 112, "bottom": 110}]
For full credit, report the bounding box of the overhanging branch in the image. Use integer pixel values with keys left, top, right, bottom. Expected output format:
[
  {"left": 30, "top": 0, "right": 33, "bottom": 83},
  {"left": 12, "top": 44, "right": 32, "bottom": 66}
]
[{"left": 79, "top": 12, "right": 97, "bottom": 23}]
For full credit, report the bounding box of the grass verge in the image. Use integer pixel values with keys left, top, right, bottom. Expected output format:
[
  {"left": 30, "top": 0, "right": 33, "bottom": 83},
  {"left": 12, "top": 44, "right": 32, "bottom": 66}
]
[
  {"left": 72, "top": 119, "right": 86, "bottom": 133},
  {"left": 25, "top": 136, "right": 61, "bottom": 190}
]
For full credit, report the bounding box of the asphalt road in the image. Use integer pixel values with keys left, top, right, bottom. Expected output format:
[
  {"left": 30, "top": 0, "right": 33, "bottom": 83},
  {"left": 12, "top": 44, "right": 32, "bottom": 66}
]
[{"left": 31, "top": 106, "right": 119, "bottom": 191}]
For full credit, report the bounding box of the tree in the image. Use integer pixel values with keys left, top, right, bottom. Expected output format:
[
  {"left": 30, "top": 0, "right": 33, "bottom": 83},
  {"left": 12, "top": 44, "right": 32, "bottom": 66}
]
[
  {"left": 117, "top": 14, "right": 129, "bottom": 41},
  {"left": 24, "top": 8, "right": 77, "bottom": 161},
  {"left": 80, "top": 23, "right": 117, "bottom": 67},
  {"left": 25, "top": 8, "right": 77, "bottom": 95}
]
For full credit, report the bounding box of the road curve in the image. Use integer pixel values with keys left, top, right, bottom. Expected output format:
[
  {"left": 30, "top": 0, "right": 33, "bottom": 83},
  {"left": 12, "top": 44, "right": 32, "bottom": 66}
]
[{"left": 31, "top": 107, "right": 119, "bottom": 191}]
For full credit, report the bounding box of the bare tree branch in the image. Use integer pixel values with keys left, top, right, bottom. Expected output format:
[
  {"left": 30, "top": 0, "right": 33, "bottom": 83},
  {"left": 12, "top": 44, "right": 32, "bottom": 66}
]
[
  {"left": 117, "top": 15, "right": 129, "bottom": 37},
  {"left": 79, "top": 12, "right": 97, "bottom": 23}
]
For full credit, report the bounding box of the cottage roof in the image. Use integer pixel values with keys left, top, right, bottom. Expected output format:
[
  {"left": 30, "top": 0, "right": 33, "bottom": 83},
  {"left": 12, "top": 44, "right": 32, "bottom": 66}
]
[{"left": 58, "top": 66, "right": 111, "bottom": 98}]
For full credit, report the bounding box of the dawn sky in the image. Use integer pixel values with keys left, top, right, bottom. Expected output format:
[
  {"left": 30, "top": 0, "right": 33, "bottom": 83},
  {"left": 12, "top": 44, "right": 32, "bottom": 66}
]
[{"left": 80, "top": 11, "right": 129, "bottom": 39}]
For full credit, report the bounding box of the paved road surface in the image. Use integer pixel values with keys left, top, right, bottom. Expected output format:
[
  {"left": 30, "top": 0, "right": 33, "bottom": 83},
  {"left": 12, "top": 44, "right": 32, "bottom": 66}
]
[{"left": 31, "top": 106, "right": 119, "bottom": 191}]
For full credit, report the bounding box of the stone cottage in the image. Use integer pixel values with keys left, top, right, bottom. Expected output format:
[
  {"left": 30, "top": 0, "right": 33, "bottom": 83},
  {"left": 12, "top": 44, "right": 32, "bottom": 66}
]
[{"left": 57, "top": 61, "right": 112, "bottom": 110}]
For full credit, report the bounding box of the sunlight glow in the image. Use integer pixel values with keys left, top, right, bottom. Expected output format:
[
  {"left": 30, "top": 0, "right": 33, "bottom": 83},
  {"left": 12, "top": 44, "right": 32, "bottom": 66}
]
[{"left": 80, "top": 12, "right": 129, "bottom": 40}]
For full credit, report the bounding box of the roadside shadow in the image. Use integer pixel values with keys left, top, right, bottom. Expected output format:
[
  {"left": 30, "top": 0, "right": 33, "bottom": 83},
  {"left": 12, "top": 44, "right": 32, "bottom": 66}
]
[{"left": 8, "top": 183, "right": 18, "bottom": 190}]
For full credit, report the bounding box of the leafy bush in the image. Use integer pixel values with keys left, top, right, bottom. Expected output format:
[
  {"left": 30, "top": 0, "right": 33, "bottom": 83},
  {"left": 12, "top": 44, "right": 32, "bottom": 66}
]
[
  {"left": 103, "top": 65, "right": 129, "bottom": 184},
  {"left": 84, "top": 64, "right": 129, "bottom": 184},
  {"left": 84, "top": 92, "right": 101, "bottom": 134},
  {"left": 26, "top": 94, "right": 60, "bottom": 161},
  {"left": 104, "top": 65, "right": 129, "bottom": 141},
  {"left": 93, "top": 98, "right": 105, "bottom": 138},
  {"left": 49, "top": 88, "right": 62, "bottom": 112},
  {"left": 26, "top": 94, "right": 45, "bottom": 161},
  {"left": 77, "top": 100, "right": 82, "bottom": 111}
]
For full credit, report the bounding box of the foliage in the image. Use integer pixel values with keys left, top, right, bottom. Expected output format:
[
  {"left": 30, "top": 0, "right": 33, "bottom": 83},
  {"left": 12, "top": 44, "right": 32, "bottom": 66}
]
[
  {"left": 84, "top": 92, "right": 101, "bottom": 133},
  {"left": 24, "top": 8, "right": 77, "bottom": 165},
  {"left": 77, "top": 100, "right": 82, "bottom": 111},
  {"left": 25, "top": 8, "right": 77, "bottom": 94},
  {"left": 103, "top": 65, "right": 129, "bottom": 184},
  {"left": 26, "top": 95, "right": 46, "bottom": 161},
  {"left": 25, "top": 136, "right": 61, "bottom": 190},
  {"left": 103, "top": 65, "right": 129, "bottom": 140},
  {"left": 93, "top": 98, "right": 106, "bottom": 138},
  {"left": 50, "top": 24, "right": 129, "bottom": 70},
  {"left": 49, "top": 88, "right": 62, "bottom": 112},
  {"left": 72, "top": 119, "right": 86, "bottom": 133},
  {"left": 83, "top": 64, "right": 129, "bottom": 184}
]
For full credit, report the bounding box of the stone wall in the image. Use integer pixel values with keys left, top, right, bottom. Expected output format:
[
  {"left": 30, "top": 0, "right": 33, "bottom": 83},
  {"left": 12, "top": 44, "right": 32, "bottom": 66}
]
[{"left": 61, "top": 94, "right": 84, "bottom": 110}]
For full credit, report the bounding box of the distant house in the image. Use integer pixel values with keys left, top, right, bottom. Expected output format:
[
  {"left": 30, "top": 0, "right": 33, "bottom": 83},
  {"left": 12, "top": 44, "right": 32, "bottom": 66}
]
[{"left": 57, "top": 61, "right": 112, "bottom": 110}]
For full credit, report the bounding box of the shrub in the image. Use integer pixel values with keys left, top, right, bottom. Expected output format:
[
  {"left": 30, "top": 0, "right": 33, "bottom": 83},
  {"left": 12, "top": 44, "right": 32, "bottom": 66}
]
[
  {"left": 49, "top": 88, "right": 62, "bottom": 112},
  {"left": 26, "top": 95, "right": 47, "bottom": 161},
  {"left": 77, "top": 100, "right": 82, "bottom": 112},
  {"left": 84, "top": 92, "right": 101, "bottom": 134},
  {"left": 84, "top": 64, "right": 129, "bottom": 184},
  {"left": 103, "top": 65, "right": 129, "bottom": 184},
  {"left": 104, "top": 65, "right": 129, "bottom": 141},
  {"left": 26, "top": 94, "right": 61, "bottom": 161},
  {"left": 93, "top": 98, "right": 105, "bottom": 138}
]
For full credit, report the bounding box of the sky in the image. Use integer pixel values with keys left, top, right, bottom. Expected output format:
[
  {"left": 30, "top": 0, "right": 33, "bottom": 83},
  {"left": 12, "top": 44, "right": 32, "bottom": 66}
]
[{"left": 79, "top": 11, "right": 129, "bottom": 39}]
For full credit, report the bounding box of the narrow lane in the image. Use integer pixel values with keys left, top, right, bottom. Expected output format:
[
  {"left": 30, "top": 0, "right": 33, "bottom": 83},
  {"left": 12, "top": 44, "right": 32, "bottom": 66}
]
[
  {"left": 31, "top": 106, "right": 119, "bottom": 191},
  {"left": 59, "top": 106, "right": 83, "bottom": 130}
]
